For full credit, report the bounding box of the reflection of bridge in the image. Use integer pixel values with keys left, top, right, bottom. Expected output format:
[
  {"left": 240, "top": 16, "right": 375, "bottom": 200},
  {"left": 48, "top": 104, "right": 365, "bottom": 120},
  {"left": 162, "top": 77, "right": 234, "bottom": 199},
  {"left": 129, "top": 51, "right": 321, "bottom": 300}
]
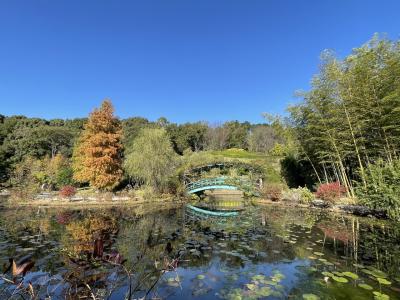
[{"left": 186, "top": 176, "right": 255, "bottom": 194}]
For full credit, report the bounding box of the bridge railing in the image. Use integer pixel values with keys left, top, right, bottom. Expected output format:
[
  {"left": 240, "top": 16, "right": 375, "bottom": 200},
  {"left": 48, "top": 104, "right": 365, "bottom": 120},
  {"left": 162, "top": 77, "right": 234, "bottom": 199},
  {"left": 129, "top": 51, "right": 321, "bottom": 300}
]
[{"left": 185, "top": 176, "right": 256, "bottom": 192}]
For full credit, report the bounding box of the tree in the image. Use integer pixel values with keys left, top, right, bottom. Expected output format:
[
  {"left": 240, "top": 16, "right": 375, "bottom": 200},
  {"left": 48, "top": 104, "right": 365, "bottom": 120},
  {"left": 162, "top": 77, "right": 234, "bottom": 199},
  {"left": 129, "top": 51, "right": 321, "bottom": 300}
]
[
  {"left": 72, "top": 100, "right": 123, "bottom": 190},
  {"left": 124, "top": 128, "right": 177, "bottom": 192},
  {"left": 223, "top": 121, "right": 251, "bottom": 149},
  {"left": 288, "top": 35, "right": 400, "bottom": 195},
  {"left": 122, "top": 117, "right": 157, "bottom": 152},
  {"left": 247, "top": 125, "right": 279, "bottom": 153},
  {"left": 166, "top": 122, "right": 208, "bottom": 154}
]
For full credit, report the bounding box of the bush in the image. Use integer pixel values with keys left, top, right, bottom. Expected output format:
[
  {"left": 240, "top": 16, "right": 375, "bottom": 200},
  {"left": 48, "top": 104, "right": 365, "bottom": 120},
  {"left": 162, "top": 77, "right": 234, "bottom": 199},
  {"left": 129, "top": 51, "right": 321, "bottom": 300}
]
[
  {"left": 315, "top": 182, "right": 346, "bottom": 203},
  {"left": 59, "top": 185, "right": 76, "bottom": 198},
  {"left": 283, "top": 187, "right": 315, "bottom": 204},
  {"left": 356, "top": 159, "right": 400, "bottom": 221},
  {"left": 261, "top": 184, "right": 283, "bottom": 201}
]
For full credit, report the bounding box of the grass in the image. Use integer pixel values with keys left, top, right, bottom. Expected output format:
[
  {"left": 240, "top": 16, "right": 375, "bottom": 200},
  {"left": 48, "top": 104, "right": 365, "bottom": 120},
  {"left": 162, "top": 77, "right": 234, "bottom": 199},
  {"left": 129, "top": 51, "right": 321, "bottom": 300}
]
[{"left": 207, "top": 148, "right": 283, "bottom": 184}]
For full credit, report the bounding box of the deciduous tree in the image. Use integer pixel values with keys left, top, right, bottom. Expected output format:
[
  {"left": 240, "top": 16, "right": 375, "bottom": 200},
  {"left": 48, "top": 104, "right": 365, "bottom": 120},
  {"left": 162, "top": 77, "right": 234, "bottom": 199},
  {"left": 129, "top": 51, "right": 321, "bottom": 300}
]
[{"left": 72, "top": 100, "right": 123, "bottom": 190}]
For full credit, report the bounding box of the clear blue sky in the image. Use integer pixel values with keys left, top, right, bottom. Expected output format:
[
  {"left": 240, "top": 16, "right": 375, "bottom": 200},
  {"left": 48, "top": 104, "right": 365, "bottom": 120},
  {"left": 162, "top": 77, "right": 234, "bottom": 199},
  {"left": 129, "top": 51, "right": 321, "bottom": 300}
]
[{"left": 0, "top": 0, "right": 399, "bottom": 123}]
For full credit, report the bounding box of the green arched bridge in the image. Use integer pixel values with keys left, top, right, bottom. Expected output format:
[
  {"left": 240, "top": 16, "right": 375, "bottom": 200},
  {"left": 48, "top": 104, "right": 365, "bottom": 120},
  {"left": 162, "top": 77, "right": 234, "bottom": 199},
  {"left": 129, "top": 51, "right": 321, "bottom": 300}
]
[{"left": 186, "top": 176, "right": 256, "bottom": 194}]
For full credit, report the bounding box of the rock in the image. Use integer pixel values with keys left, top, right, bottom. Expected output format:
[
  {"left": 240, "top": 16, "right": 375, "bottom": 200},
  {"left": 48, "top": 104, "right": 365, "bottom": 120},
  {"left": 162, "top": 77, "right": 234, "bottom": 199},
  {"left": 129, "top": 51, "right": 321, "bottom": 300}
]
[
  {"left": 337, "top": 205, "right": 387, "bottom": 218},
  {"left": 311, "top": 199, "right": 330, "bottom": 208}
]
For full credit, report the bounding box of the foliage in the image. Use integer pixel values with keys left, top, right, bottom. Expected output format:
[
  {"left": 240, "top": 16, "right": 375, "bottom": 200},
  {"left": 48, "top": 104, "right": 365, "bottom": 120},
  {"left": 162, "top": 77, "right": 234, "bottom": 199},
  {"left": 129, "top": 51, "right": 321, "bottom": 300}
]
[
  {"left": 166, "top": 122, "right": 208, "bottom": 154},
  {"left": 122, "top": 117, "right": 157, "bottom": 152},
  {"left": 72, "top": 100, "right": 123, "bottom": 190},
  {"left": 283, "top": 187, "right": 315, "bottom": 203},
  {"left": 124, "top": 128, "right": 178, "bottom": 193},
  {"left": 356, "top": 159, "right": 400, "bottom": 220},
  {"left": 288, "top": 35, "right": 400, "bottom": 197},
  {"left": 315, "top": 182, "right": 346, "bottom": 203},
  {"left": 247, "top": 125, "right": 280, "bottom": 153},
  {"left": 59, "top": 185, "right": 76, "bottom": 198},
  {"left": 261, "top": 183, "right": 284, "bottom": 201},
  {"left": 280, "top": 154, "right": 318, "bottom": 189}
]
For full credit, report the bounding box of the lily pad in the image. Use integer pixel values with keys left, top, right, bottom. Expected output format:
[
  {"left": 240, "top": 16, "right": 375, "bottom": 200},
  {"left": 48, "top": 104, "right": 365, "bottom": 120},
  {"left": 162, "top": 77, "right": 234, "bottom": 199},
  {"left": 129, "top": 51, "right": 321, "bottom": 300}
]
[
  {"left": 313, "top": 252, "right": 324, "bottom": 256},
  {"left": 246, "top": 283, "right": 257, "bottom": 290},
  {"left": 358, "top": 283, "right": 373, "bottom": 290},
  {"left": 373, "top": 291, "right": 390, "bottom": 300},
  {"left": 196, "top": 274, "right": 205, "bottom": 280},
  {"left": 343, "top": 272, "right": 359, "bottom": 280},
  {"left": 376, "top": 278, "right": 391, "bottom": 285},
  {"left": 256, "top": 287, "right": 272, "bottom": 297},
  {"left": 302, "top": 293, "right": 320, "bottom": 300},
  {"left": 322, "top": 271, "right": 334, "bottom": 277},
  {"left": 332, "top": 276, "right": 348, "bottom": 283}
]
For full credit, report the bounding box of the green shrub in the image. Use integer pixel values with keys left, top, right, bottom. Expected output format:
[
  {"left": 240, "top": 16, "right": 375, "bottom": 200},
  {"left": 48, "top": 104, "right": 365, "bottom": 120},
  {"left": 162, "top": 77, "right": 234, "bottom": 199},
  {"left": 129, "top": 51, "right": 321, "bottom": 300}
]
[
  {"left": 283, "top": 187, "right": 314, "bottom": 204},
  {"left": 297, "top": 187, "right": 315, "bottom": 203},
  {"left": 356, "top": 159, "right": 400, "bottom": 221}
]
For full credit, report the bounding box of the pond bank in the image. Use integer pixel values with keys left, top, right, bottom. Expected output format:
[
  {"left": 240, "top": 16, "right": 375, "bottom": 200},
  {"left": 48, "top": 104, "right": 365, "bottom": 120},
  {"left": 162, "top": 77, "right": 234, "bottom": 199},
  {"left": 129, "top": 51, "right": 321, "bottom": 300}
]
[
  {"left": 254, "top": 198, "right": 388, "bottom": 219},
  {"left": 1, "top": 192, "right": 186, "bottom": 208}
]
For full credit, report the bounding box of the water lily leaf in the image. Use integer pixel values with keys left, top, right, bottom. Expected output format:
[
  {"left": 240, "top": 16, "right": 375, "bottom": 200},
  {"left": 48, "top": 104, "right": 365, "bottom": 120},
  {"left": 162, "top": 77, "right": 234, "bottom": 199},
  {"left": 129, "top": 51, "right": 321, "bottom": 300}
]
[
  {"left": 332, "top": 276, "right": 348, "bottom": 283},
  {"left": 302, "top": 293, "right": 320, "bottom": 300},
  {"left": 372, "top": 291, "right": 390, "bottom": 300},
  {"left": 196, "top": 274, "right": 205, "bottom": 280},
  {"left": 264, "top": 279, "right": 277, "bottom": 286},
  {"left": 246, "top": 283, "right": 257, "bottom": 291},
  {"left": 251, "top": 274, "right": 265, "bottom": 281},
  {"left": 376, "top": 277, "right": 391, "bottom": 285},
  {"left": 322, "top": 271, "right": 334, "bottom": 277},
  {"left": 313, "top": 252, "right": 324, "bottom": 256},
  {"left": 358, "top": 283, "right": 373, "bottom": 290},
  {"left": 256, "top": 287, "right": 271, "bottom": 297},
  {"left": 366, "top": 267, "right": 388, "bottom": 278},
  {"left": 343, "top": 272, "right": 359, "bottom": 280}
]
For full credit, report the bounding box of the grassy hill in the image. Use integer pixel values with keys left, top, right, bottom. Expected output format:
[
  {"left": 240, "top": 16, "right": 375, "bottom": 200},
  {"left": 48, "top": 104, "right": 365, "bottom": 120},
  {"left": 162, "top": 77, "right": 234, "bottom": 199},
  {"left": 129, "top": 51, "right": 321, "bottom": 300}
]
[{"left": 208, "top": 148, "right": 283, "bottom": 184}]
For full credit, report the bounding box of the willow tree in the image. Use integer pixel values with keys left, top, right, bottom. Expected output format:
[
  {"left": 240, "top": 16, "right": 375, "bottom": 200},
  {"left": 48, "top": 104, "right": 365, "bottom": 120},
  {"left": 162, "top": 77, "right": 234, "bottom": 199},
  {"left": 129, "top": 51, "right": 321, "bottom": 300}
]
[
  {"left": 72, "top": 100, "right": 123, "bottom": 190},
  {"left": 123, "top": 128, "right": 177, "bottom": 193}
]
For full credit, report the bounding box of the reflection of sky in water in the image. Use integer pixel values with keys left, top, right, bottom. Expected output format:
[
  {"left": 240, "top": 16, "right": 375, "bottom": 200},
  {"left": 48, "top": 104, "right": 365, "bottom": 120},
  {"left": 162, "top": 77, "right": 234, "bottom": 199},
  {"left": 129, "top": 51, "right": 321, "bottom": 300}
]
[{"left": 159, "top": 258, "right": 310, "bottom": 299}]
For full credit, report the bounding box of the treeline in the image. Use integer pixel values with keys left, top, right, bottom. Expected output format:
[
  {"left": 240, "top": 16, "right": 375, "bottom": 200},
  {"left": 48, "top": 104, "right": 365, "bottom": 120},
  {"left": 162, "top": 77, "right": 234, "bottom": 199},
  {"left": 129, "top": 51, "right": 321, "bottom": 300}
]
[
  {"left": 287, "top": 35, "right": 400, "bottom": 219},
  {"left": 0, "top": 103, "right": 280, "bottom": 189}
]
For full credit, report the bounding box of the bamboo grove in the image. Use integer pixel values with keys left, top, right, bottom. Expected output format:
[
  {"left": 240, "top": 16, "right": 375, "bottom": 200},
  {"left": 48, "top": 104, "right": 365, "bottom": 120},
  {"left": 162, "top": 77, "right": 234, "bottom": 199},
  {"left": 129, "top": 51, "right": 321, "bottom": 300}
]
[{"left": 288, "top": 35, "right": 400, "bottom": 206}]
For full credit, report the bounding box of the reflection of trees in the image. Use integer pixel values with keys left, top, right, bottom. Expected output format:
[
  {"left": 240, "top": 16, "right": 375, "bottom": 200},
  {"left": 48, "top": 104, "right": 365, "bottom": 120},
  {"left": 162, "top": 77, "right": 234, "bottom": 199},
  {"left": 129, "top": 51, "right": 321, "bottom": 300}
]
[
  {"left": 62, "top": 211, "right": 118, "bottom": 255},
  {"left": 260, "top": 206, "right": 318, "bottom": 235}
]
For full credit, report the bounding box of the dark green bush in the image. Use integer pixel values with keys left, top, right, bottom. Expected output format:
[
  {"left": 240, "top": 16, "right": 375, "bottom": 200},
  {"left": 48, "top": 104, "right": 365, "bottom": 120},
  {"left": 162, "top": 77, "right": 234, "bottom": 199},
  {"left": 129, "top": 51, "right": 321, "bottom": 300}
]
[{"left": 356, "top": 159, "right": 400, "bottom": 221}]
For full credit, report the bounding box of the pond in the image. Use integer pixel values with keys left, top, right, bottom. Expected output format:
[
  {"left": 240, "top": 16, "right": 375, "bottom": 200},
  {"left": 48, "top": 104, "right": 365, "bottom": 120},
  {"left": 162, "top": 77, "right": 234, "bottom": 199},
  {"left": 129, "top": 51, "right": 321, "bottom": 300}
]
[{"left": 0, "top": 203, "right": 400, "bottom": 299}]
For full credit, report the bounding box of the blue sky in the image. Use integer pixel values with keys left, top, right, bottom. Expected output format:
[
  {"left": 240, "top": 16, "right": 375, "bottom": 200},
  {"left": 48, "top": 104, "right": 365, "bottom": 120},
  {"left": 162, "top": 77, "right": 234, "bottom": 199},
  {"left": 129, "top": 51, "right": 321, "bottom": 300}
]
[{"left": 0, "top": 0, "right": 399, "bottom": 123}]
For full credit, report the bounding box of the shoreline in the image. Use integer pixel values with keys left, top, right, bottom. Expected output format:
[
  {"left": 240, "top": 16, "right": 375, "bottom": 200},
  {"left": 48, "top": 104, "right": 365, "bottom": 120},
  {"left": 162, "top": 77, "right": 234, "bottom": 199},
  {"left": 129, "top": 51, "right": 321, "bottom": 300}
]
[
  {"left": 1, "top": 194, "right": 389, "bottom": 221},
  {"left": 1, "top": 195, "right": 186, "bottom": 208},
  {"left": 254, "top": 198, "right": 388, "bottom": 220}
]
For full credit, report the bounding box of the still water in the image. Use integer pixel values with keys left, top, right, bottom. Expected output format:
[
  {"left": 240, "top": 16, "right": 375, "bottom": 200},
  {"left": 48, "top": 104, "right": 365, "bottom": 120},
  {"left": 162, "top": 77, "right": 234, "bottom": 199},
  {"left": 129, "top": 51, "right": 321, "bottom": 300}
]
[{"left": 0, "top": 203, "right": 399, "bottom": 299}]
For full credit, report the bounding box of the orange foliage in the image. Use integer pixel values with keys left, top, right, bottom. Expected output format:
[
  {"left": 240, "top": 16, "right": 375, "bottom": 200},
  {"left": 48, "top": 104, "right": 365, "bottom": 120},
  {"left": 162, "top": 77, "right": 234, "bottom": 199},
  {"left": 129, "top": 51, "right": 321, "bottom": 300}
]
[{"left": 72, "top": 100, "right": 123, "bottom": 190}]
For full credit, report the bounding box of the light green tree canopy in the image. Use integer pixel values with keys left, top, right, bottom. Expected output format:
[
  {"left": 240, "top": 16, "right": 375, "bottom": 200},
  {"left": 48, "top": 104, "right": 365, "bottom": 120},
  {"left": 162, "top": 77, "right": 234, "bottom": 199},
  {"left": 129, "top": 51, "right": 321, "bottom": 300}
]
[{"left": 124, "top": 128, "right": 178, "bottom": 192}]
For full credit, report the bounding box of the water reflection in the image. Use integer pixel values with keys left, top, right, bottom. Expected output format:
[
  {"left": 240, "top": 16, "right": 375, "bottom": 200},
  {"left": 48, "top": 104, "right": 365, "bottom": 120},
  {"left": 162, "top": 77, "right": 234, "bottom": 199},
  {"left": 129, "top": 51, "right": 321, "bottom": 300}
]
[{"left": 0, "top": 204, "right": 399, "bottom": 299}]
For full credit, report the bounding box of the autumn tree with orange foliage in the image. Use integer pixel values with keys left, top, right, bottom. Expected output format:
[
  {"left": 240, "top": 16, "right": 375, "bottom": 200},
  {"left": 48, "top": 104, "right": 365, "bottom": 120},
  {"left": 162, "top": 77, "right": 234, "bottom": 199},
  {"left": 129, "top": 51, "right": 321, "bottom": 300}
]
[{"left": 72, "top": 100, "right": 123, "bottom": 190}]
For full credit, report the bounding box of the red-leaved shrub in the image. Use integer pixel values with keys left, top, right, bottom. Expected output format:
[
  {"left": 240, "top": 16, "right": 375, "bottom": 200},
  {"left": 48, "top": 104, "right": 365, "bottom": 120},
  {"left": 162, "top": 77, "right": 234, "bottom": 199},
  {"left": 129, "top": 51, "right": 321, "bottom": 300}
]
[
  {"left": 59, "top": 185, "right": 76, "bottom": 198},
  {"left": 315, "top": 182, "right": 346, "bottom": 203},
  {"left": 261, "top": 184, "right": 283, "bottom": 201}
]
